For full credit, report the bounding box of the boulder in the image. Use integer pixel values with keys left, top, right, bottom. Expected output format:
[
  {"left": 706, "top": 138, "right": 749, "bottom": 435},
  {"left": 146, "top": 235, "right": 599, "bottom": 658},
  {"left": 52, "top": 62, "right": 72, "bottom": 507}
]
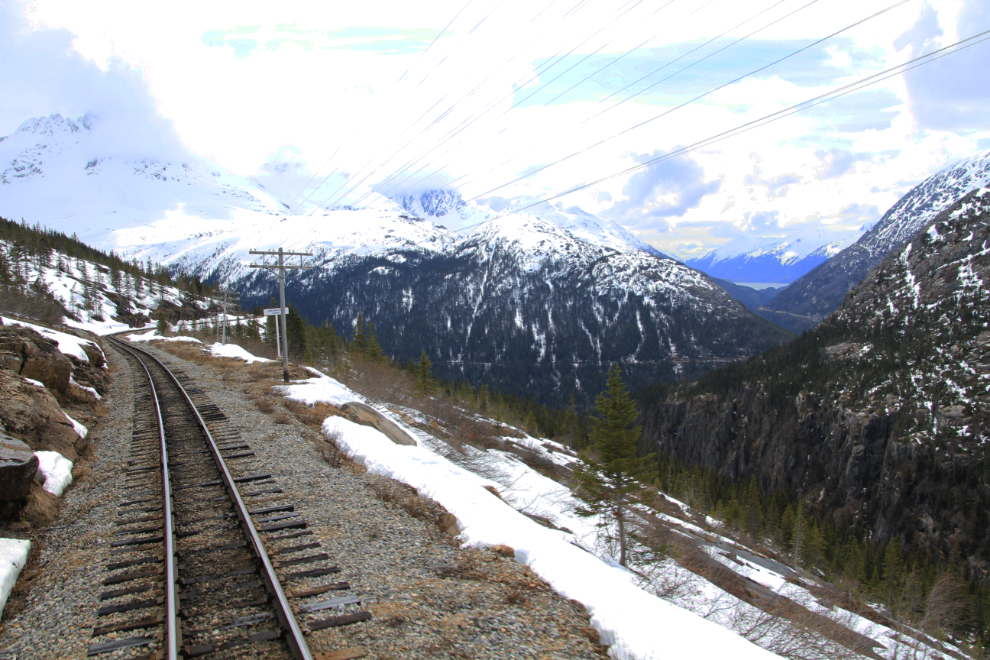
[
  {"left": 0, "top": 369, "right": 82, "bottom": 460},
  {"left": 0, "top": 433, "right": 39, "bottom": 501},
  {"left": 339, "top": 402, "right": 417, "bottom": 446}
]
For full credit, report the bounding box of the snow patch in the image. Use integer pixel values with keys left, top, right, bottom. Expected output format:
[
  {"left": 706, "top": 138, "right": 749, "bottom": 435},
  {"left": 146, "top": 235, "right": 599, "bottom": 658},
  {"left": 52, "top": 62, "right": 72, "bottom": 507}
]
[
  {"left": 0, "top": 538, "right": 30, "bottom": 616},
  {"left": 35, "top": 450, "right": 73, "bottom": 496}
]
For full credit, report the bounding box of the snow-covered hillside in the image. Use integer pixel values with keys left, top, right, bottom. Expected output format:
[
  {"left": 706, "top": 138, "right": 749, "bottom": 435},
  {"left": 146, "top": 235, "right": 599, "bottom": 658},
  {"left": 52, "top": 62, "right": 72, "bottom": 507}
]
[
  {"left": 0, "top": 112, "right": 791, "bottom": 405},
  {"left": 759, "top": 149, "right": 990, "bottom": 331}
]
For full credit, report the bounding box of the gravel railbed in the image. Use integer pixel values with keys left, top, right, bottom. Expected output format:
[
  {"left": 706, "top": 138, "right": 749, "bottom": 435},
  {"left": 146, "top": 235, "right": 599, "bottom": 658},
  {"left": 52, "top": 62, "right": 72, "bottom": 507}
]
[
  {"left": 0, "top": 341, "right": 607, "bottom": 659},
  {"left": 0, "top": 345, "right": 137, "bottom": 659},
  {"left": 143, "top": 343, "right": 607, "bottom": 660}
]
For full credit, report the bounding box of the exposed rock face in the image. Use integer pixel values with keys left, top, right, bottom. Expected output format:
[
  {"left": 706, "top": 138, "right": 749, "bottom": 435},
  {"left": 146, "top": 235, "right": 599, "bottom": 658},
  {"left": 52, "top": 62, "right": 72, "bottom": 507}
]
[
  {"left": 0, "top": 327, "right": 72, "bottom": 394},
  {"left": 640, "top": 188, "right": 990, "bottom": 564},
  {"left": 0, "top": 368, "right": 83, "bottom": 460},
  {"left": 340, "top": 402, "right": 417, "bottom": 446},
  {"left": 0, "top": 433, "right": 39, "bottom": 501}
]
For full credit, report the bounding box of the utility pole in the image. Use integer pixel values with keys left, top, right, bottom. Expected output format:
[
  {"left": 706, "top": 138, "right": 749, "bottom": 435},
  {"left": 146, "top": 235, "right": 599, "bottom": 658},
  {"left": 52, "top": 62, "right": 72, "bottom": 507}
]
[
  {"left": 209, "top": 289, "right": 240, "bottom": 345},
  {"left": 249, "top": 248, "right": 313, "bottom": 382}
]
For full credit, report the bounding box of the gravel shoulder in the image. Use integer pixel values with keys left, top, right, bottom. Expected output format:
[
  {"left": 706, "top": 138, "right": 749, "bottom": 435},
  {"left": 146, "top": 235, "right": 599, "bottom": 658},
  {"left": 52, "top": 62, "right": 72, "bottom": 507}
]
[
  {"left": 0, "top": 343, "right": 136, "bottom": 659},
  {"left": 0, "top": 341, "right": 608, "bottom": 659}
]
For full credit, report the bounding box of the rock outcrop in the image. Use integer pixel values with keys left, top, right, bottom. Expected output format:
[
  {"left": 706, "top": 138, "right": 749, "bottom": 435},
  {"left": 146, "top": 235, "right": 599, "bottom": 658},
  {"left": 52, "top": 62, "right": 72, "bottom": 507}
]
[
  {"left": 0, "top": 369, "right": 83, "bottom": 460},
  {"left": 0, "top": 433, "right": 39, "bottom": 501},
  {"left": 340, "top": 402, "right": 417, "bottom": 446},
  {"left": 0, "top": 326, "right": 72, "bottom": 394}
]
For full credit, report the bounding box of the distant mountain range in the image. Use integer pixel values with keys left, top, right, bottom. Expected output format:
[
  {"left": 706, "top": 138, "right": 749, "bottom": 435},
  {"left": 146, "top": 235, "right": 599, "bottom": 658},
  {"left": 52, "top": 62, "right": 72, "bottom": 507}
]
[
  {"left": 685, "top": 234, "right": 862, "bottom": 285},
  {"left": 0, "top": 113, "right": 791, "bottom": 404},
  {"left": 758, "top": 149, "right": 990, "bottom": 332}
]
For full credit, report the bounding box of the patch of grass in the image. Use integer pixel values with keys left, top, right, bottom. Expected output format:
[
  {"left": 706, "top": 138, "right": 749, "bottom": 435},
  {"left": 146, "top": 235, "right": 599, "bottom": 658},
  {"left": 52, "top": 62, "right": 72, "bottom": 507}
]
[{"left": 22, "top": 482, "right": 59, "bottom": 526}]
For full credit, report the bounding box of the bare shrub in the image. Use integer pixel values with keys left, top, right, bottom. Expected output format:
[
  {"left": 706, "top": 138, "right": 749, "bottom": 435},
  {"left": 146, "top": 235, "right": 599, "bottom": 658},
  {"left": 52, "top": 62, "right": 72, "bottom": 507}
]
[
  {"left": 251, "top": 395, "right": 277, "bottom": 414},
  {"left": 320, "top": 426, "right": 349, "bottom": 468},
  {"left": 273, "top": 410, "right": 293, "bottom": 425}
]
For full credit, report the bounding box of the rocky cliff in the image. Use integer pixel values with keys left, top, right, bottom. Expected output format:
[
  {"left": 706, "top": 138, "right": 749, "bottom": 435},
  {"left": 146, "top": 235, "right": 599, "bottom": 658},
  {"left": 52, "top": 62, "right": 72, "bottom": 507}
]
[{"left": 639, "top": 188, "right": 990, "bottom": 569}]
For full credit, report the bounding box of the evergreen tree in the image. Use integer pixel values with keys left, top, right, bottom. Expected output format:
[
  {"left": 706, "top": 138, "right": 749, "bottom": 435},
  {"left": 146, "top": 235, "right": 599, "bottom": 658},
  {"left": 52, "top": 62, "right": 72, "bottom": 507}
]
[
  {"left": 364, "top": 321, "right": 384, "bottom": 362},
  {"left": 415, "top": 350, "right": 435, "bottom": 396},
  {"left": 352, "top": 313, "right": 369, "bottom": 356},
  {"left": 573, "top": 366, "right": 655, "bottom": 566},
  {"left": 285, "top": 306, "right": 309, "bottom": 360}
]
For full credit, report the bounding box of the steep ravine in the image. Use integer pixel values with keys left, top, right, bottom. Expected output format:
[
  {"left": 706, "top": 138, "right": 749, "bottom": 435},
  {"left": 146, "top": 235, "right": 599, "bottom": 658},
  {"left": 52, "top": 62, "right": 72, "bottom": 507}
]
[{"left": 639, "top": 188, "right": 990, "bottom": 568}]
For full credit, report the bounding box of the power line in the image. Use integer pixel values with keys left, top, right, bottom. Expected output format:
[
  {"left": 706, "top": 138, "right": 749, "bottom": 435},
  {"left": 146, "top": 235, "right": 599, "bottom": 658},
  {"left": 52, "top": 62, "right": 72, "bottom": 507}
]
[
  {"left": 376, "top": 0, "right": 686, "bottom": 202},
  {"left": 298, "top": 0, "right": 571, "bottom": 215},
  {"left": 469, "top": 0, "right": 912, "bottom": 202},
  {"left": 353, "top": 0, "right": 680, "bottom": 205},
  {"left": 464, "top": 27, "right": 990, "bottom": 226},
  {"left": 585, "top": 0, "right": 812, "bottom": 122},
  {"left": 374, "top": 0, "right": 826, "bottom": 204},
  {"left": 395, "top": 0, "right": 813, "bottom": 202},
  {"left": 315, "top": 0, "right": 644, "bottom": 211}
]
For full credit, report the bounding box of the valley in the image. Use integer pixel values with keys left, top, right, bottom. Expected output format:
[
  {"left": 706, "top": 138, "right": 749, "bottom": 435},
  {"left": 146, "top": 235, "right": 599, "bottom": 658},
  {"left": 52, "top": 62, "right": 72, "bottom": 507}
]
[{"left": 0, "top": 32, "right": 989, "bottom": 659}]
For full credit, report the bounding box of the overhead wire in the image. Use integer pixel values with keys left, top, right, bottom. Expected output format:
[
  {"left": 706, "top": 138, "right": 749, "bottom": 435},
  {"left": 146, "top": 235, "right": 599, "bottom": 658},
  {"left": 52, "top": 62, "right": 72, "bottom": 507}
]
[
  {"left": 317, "top": 0, "right": 644, "bottom": 211},
  {"left": 278, "top": 0, "right": 518, "bottom": 228},
  {"left": 304, "top": 0, "right": 576, "bottom": 213},
  {"left": 351, "top": 0, "right": 683, "bottom": 206},
  {"left": 469, "top": 0, "right": 913, "bottom": 201},
  {"left": 584, "top": 0, "right": 813, "bottom": 122},
  {"left": 392, "top": 0, "right": 811, "bottom": 202},
  {"left": 376, "top": 0, "right": 686, "bottom": 202},
  {"left": 459, "top": 27, "right": 990, "bottom": 227}
]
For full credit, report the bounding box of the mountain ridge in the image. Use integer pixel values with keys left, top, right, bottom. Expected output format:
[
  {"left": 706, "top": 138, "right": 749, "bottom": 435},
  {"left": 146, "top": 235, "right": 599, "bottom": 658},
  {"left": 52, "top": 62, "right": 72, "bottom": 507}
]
[{"left": 758, "top": 148, "right": 990, "bottom": 332}]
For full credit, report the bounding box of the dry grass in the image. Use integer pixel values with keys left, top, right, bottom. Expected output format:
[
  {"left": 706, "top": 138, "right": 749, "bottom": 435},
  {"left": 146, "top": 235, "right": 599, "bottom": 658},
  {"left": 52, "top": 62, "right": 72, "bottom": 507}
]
[
  {"left": 366, "top": 475, "right": 458, "bottom": 537},
  {"left": 283, "top": 399, "right": 340, "bottom": 431},
  {"left": 22, "top": 482, "right": 60, "bottom": 526},
  {"left": 320, "top": 426, "right": 350, "bottom": 468}
]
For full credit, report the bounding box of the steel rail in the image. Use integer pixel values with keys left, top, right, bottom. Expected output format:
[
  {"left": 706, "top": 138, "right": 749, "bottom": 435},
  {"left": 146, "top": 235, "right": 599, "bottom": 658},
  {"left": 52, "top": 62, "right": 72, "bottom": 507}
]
[
  {"left": 109, "top": 337, "right": 180, "bottom": 658},
  {"left": 110, "top": 337, "right": 314, "bottom": 660}
]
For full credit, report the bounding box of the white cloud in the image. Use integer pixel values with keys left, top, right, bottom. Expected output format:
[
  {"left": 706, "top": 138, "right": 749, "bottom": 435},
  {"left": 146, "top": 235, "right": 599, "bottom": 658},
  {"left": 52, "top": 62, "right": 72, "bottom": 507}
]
[{"left": 3, "top": 0, "right": 989, "bottom": 255}]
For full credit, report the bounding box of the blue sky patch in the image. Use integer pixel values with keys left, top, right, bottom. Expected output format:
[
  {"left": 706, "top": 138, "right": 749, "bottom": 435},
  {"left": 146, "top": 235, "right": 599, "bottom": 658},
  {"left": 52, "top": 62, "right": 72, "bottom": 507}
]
[{"left": 513, "top": 37, "right": 886, "bottom": 109}]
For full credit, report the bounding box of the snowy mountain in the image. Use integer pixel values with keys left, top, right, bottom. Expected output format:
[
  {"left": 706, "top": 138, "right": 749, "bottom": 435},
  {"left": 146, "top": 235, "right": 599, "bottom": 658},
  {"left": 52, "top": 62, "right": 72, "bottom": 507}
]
[
  {"left": 641, "top": 186, "right": 990, "bottom": 608},
  {"left": 759, "top": 149, "right": 990, "bottom": 331},
  {"left": 397, "top": 189, "right": 667, "bottom": 257},
  {"left": 686, "top": 234, "right": 860, "bottom": 284},
  {"left": 0, "top": 113, "right": 791, "bottom": 404}
]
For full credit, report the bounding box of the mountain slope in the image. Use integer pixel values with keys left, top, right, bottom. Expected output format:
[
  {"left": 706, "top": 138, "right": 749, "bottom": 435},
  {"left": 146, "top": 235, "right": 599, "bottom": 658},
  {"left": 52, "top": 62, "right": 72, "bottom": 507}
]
[
  {"left": 639, "top": 187, "right": 990, "bottom": 571},
  {"left": 0, "top": 113, "right": 792, "bottom": 406},
  {"left": 758, "top": 150, "right": 990, "bottom": 332},
  {"left": 234, "top": 212, "right": 791, "bottom": 406}
]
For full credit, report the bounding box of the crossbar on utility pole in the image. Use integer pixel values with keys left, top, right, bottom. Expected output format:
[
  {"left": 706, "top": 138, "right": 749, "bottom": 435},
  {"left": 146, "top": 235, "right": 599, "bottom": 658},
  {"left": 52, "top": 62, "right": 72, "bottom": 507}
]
[{"left": 249, "top": 248, "right": 313, "bottom": 382}]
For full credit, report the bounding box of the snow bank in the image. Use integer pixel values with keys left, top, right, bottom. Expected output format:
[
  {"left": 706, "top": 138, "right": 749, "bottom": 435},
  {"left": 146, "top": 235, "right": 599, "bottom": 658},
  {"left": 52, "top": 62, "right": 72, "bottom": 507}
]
[
  {"left": 324, "top": 414, "right": 782, "bottom": 660},
  {"left": 63, "top": 411, "right": 87, "bottom": 439},
  {"left": 126, "top": 331, "right": 201, "bottom": 344},
  {"left": 209, "top": 342, "right": 270, "bottom": 364},
  {"left": 35, "top": 451, "right": 73, "bottom": 496},
  {"left": 277, "top": 374, "right": 361, "bottom": 407},
  {"left": 0, "top": 538, "right": 30, "bottom": 616},
  {"left": 2, "top": 316, "right": 101, "bottom": 363}
]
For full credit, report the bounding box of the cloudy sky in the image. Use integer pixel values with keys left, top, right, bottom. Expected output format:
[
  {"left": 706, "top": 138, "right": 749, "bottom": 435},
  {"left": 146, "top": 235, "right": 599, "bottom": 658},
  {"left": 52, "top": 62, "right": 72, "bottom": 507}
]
[{"left": 2, "top": 0, "right": 988, "bottom": 258}]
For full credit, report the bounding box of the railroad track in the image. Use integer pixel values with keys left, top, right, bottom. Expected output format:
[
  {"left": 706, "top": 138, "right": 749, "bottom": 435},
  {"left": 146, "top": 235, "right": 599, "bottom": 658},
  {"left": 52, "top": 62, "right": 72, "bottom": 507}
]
[{"left": 87, "top": 338, "right": 371, "bottom": 659}]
